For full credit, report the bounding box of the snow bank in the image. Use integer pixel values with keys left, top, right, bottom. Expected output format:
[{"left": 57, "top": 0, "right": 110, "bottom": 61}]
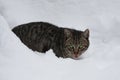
[{"left": 0, "top": 0, "right": 120, "bottom": 80}]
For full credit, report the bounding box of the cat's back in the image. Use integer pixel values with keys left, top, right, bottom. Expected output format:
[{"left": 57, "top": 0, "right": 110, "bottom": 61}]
[
  {"left": 12, "top": 22, "right": 59, "bottom": 38},
  {"left": 12, "top": 22, "right": 57, "bottom": 33},
  {"left": 12, "top": 22, "right": 59, "bottom": 52}
]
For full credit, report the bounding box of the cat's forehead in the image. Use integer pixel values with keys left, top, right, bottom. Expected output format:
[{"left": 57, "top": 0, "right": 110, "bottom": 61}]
[
  {"left": 72, "top": 30, "right": 83, "bottom": 39},
  {"left": 65, "top": 29, "right": 88, "bottom": 44}
]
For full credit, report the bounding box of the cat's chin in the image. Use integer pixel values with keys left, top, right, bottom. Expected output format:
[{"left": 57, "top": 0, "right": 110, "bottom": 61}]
[{"left": 71, "top": 57, "right": 81, "bottom": 60}]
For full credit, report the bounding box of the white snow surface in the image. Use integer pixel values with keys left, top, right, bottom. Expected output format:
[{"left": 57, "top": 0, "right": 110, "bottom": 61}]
[{"left": 0, "top": 0, "right": 120, "bottom": 80}]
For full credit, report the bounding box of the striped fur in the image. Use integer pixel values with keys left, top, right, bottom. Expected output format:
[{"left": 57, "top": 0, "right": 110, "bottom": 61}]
[{"left": 12, "top": 22, "right": 89, "bottom": 59}]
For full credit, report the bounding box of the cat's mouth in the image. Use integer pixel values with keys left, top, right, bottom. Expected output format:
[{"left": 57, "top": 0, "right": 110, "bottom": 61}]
[
  {"left": 66, "top": 53, "right": 81, "bottom": 60},
  {"left": 71, "top": 55, "right": 81, "bottom": 60},
  {"left": 65, "top": 52, "right": 83, "bottom": 60}
]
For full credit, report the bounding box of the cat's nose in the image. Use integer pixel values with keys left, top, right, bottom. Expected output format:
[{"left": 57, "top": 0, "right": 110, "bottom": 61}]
[{"left": 74, "top": 52, "right": 79, "bottom": 58}]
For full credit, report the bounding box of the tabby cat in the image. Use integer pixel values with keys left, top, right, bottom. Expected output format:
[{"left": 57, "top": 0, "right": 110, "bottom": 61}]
[{"left": 12, "top": 22, "right": 89, "bottom": 60}]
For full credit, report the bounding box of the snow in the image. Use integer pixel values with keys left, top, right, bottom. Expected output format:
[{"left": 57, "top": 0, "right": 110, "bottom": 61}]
[{"left": 0, "top": 0, "right": 120, "bottom": 80}]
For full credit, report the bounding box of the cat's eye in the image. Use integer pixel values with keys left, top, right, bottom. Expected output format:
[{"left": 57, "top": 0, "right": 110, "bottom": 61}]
[
  {"left": 67, "top": 45, "right": 74, "bottom": 50},
  {"left": 79, "top": 45, "right": 84, "bottom": 49},
  {"left": 79, "top": 45, "right": 83, "bottom": 48},
  {"left": 69, "top": 45, "right": 74, "bottom": 48}
]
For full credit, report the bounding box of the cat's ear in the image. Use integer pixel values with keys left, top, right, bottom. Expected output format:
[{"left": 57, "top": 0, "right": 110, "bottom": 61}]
[
  {"left": 83, "top": 29, "right": 89, "bottom": 39},
  {"left": 64, "top": 29, "right": 72, "bottom": 38}
]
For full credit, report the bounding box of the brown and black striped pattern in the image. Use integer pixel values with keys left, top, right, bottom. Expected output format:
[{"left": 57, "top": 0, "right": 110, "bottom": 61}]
[{"left": 12, "top": 22, "right": 89, "bottom": 60}]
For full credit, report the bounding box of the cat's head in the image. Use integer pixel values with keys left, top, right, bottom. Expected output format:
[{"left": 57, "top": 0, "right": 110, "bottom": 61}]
[{"left": 64, "top": 28, "right": 89, "bottom": 60}]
